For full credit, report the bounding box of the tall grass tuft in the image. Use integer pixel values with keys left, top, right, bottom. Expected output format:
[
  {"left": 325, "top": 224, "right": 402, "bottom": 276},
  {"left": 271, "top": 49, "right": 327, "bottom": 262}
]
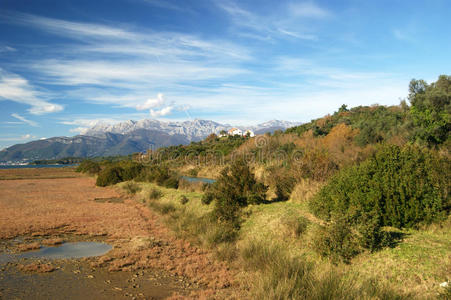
[{"left": 123, "top": 181, "right": 141, "bottom": 195}]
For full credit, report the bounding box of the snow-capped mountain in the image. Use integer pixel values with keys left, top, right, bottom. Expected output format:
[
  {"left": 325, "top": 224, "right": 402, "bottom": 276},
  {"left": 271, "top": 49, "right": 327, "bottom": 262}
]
[
  {"left": 84, "top": 119, "right": 300, "bottom": 141},
  {"left": 0, "top": 119, "right": 301, "bottom": 162}
]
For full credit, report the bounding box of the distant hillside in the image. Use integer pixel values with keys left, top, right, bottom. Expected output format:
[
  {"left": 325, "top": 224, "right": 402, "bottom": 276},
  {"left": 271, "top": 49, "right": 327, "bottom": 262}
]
[
  {"left": 0, "top": 119, "right": 299, "bottom": 162},
  {"left": 0, "top": 130, "right": 188, "bottom": 162}
]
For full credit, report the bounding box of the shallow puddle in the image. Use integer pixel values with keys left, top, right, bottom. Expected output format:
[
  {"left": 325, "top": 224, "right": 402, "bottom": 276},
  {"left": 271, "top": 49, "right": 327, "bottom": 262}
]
[{"left": 0, "top": 242, "right": 112, "bottom": 265}]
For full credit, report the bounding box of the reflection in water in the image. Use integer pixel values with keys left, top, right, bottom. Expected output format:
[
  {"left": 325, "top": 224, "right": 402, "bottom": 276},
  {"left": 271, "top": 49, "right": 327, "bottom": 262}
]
[
  {"left": 180, "top": 176, "right": 216, "bottom": 184},
  {"left": 0, "top": 242, "right": 112, "bottom": 265}
]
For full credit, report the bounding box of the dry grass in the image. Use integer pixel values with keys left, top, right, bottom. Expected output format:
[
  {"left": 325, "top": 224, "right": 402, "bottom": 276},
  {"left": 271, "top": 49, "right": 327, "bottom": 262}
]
[
  {"left": 0, "top": 167, "right": 82, "bottom": 180},
  {"left": 0, "top": 169, "right": 238, "bottom": 298}
]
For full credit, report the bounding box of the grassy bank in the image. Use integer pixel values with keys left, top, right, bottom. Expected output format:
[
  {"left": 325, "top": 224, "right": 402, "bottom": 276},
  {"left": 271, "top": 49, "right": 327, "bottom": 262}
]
[{"left": 122, "top": 180, "right": 450, "bottom": 299}]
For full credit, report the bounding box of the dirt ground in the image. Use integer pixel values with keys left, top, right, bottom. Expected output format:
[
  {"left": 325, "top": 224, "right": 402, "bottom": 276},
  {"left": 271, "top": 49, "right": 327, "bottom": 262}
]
[{"left": 0, "top": 168, "right": 237, "bottom": 299}]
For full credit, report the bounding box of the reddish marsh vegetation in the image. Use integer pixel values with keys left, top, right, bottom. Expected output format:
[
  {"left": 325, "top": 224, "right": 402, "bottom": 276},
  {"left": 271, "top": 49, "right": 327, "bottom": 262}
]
[{"left": 0, "top": 169, "right": 237, "bottom": 298}]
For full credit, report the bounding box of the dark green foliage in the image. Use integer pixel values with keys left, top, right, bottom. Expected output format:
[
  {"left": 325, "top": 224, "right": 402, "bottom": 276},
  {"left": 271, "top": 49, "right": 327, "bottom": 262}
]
[
  {"left": 274, "top": 175, "right": 296, "bottom": 201},
  {"left": 409, "top": 75, "right": 451, "bottom": 146},
  {"left": 155, "top": 134, "right": 245, "bottom": 164},
  {"left": 204, "top": 159, "right": 268, "bottom": 241},
  {"left": 180, "top": 195, "right": 189, "bottom": 205},
  {"left": 211, "top": 159, "right": 267, "bottom": 222},
  {"left": 286, "top": 105, "right": 409, "bottom": 146},
  {"left": 201, "top": 191, "right": 214, "bottom": 205},
  {"left": 76, "top": 160, "right": 101, "bottom": 174},
  {"left": 311, "top": 144, "right": 450, "bottom": 229},
  {"left": 31, "top": 157, "right": 84, "bottom": 165},
  {"left": 118, "top": 161, "right": 143, "bottom": 181},
  {"left": 314, "top": 216, "right": 360, "bottom": 263},
  {"left": 96, "top": 166, "right": 124, "bottom": 186},
  {"left": 141, "top": 164, "right": 179, "bottom": 188}
]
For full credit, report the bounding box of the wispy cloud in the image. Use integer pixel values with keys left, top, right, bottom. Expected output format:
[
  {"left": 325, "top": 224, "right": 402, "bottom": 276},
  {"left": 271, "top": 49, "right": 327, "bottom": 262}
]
[
  {"left": 1, "top": 11, "right": 139, "bottom": 41},
  {"left": 11, "top": 113, "right": 38, "bottom": 127},
  {"left": 392, "top": 29, "right": 414, "bottom": 42},
  {"left": 0, "top": 45, "right": 16, "bottom": 52},
  {"left": 0, "top": 69, "right": 63, "bottom": 115},
  {"left": 140, "top": 0, "right": 194, "bottom": 13},
  {"left": 0, "top": 134, "right": 37, "bottom": 142},
  {"left": 216, "top": 1, "right": 322, "bottom": 41},
  {"left": 288, "top": 2, "right": 331, "bottom": 18}
]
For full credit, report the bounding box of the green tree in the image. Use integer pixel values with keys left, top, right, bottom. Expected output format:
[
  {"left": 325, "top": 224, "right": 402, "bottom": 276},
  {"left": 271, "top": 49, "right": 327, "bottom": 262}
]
[
  {"left": 409, "top": 75, "right": 451, "bottom": 146},
  {"left": 209, "top": 159, "right": 268, "bottom": 224}
]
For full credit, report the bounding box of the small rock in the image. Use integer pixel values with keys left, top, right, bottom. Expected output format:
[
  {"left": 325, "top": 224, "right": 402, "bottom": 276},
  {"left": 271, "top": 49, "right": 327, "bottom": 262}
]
[
  {"left": 86, "top": 275, "right": 94, "bottom": 279},
  {"left": 440, "top": 281, "right": 449, "bottom": 288}
]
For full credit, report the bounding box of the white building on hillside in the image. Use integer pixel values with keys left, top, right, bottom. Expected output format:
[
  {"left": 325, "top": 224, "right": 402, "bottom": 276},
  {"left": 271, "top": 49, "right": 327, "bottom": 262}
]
[
  {"left": 243, "top": 129, "right": 255, "bottom": 137},
  {"left": 228, "top": 128, "right": 243, "bottom": 136}
]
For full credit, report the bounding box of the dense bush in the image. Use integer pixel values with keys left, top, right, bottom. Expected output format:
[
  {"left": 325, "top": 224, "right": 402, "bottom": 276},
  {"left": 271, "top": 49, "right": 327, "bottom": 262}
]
[
  {"left": 311, "top": 144, "right": 450, "bottom": 229},
  {"left": 76, "top": 160, "right": 101, "bottom": 174},
  {"left": 273, "top": 173, "right": 297, "bottom": 201},
  {"left": 210, "top": 159, "right": 267, "bottom": 223},
  {"left": 96, "top": 166, "right": 124, "bottom": 187},
  {"left": 409, "top": 75, "right": 450, "bottom": 146},
  {"left": 314, "top": 216, "right": 360, "bottom": 263},
  {"left": 119, "top": 161, "right": 143, "bottom": 181},
  {"left": 140, "top": 164, "right": 179, "bottom": 188}
]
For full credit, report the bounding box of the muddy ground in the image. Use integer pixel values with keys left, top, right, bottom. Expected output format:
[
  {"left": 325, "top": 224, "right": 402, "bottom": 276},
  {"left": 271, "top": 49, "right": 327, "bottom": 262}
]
[{"left": 0, "top": 168, "right": 237, "bottom": 299}]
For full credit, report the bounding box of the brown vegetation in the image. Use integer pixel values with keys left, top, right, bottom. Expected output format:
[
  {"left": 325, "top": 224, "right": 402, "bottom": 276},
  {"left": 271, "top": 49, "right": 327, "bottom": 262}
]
[{"left": 0, "top": 169, "right": 237, "bottom": 298}]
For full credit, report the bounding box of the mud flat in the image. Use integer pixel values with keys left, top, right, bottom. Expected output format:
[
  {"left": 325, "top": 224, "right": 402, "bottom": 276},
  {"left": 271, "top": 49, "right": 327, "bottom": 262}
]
[{"left": 0, "top": 168, "right": 236, "bottom": 299}]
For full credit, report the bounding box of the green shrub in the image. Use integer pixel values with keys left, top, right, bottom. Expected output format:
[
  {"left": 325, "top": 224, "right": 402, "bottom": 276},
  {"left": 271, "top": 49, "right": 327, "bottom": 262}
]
[
  {"left": 408, "top": 75, "right": 451, "bottom": 146},
  {"left": 141, "top": 164, "right": 180, "bottom": 189},
  {"left": 314, "top": 216, "right": 360, "bottom": 264},
  {"left": 188, "top": 168, "right": 199, "bottom": 176},
  {"left": 147, "top": 188, "right": 163, "bottom": 201},
  {"left": 274, "top": 175, "right": 297, "bottom": 201},
  {"left": 96, "top": 166, "right": 124, "bottom": 186},
  {"left": 310, "top": 144, "right": 450, "bottom": 229},
  {"left": 201, "top": 191, "right": 214, "bottom": 205},
  {"left": 180, "top": 195, "right": 189, "bottom": 205},
  {"left": 210, "top": 159, "right": 268, "bottom": 220},
  {"left": 119, "top": 161, "right": 144, "bottom": 181},
  {"left": 123, "top": 181, "right": 141, "bottom": 195},
  {"left": 76, "top": 160, "right": 101, "bottom": 174}
]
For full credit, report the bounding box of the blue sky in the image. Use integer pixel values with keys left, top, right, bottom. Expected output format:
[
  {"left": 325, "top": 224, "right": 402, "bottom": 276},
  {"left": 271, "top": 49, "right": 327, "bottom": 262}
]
[{"left": 0, "top": 0, "right": 450, "bottom": 149}]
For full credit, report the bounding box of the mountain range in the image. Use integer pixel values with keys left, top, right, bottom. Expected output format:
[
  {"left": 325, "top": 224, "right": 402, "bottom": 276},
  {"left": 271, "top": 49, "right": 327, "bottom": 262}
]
[{"left": 0, "top": 119, "right": 300, "bottom": 163}]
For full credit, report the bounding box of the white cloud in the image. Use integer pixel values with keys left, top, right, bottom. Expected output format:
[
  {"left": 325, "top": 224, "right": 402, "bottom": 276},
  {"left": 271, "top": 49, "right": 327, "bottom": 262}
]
[
  {"left": 150, "top": 106, "right": 174, "bottom": 117},
  {"left": 136, "top": 93, "right": 166, "bottom": 110},
  {"left": 141, "top": 0, "right": 194, "bottom": 13},
  {"left": 0, "top": 69, "right": 63, "bottom": 115},
  {"left": 216, "top": 1, "right": 320, "bottom": 41},
  {"left": 0, "top": 134, "right": 36, "bottom": 142},
  {"left": 1, "top": 11, "right": 140, "bottom": 41},
  {"left": 0, "top": 45, "right": 16, "bottom": 52},
  {"left": 11, "top": 113, "right": 38, "bottom": 127},
  {"left": 289, "top": 2, "right": 331, "bottom": 18},
  {"left": 21, "top": 134, "right": 35, "bottom": 139},
  {"left": 69, "top": 127, "right": 89, "bottom": 134}
]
